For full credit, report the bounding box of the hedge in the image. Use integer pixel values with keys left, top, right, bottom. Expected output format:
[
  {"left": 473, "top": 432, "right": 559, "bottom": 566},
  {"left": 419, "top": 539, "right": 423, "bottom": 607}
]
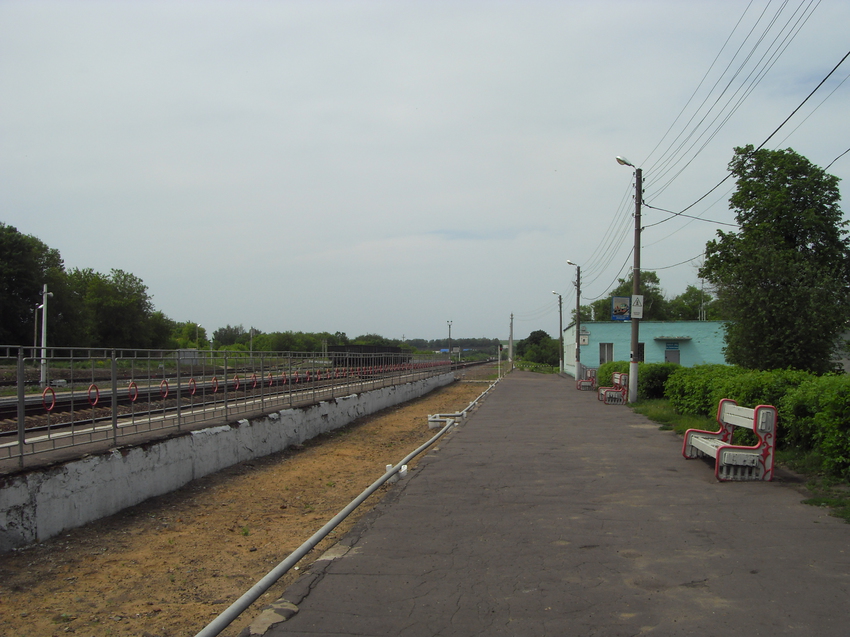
[
  {"left": 662, "top": 364, "right": 850, "bottom": 479},
  {"left": 596, "top": 361, "right": 680, "bottom": 400}
]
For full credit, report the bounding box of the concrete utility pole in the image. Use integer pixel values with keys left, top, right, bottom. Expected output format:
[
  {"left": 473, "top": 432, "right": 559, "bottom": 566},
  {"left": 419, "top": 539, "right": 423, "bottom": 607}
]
[
  {"left": 447, "top": 321, "right": 452, "bottom": 364},
  {"left": 617, "top": 156, "right": 642, "bottom": 403},
  {"left": 552, "top": 292, "right": 563, "bottom": 373},
  {"left": 509, "top": 314, "right": 514, "bottom": 368},
  {"left": 567, "top": 261, "right": 581, "bottom": 379}
]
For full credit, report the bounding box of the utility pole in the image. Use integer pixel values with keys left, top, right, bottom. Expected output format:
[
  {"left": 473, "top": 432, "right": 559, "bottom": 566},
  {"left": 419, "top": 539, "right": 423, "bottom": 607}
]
[
  {"left": 617, "top": 156, "right": 643, "bottom": 403},
  {"left": 447, "top": 321, "right": 452, "bottom": 365},
  {"left": 509, "top": 314, "right": 514, "bottom": 368},
  {"left": 552, "top": 292, "right": 563, "bottom": 374},
  {"left": 567, "top": 260, "right": 582, "bottom": 379}
]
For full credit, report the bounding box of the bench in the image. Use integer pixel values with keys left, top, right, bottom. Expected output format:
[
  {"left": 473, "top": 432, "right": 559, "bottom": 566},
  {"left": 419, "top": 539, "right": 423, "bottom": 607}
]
[
  {"left": 682, "top": 398, "right": 777, "bottom": 481},
  {"left": 576, "top": 368, "right": 597, "bottom": 391},
  {"left": 597, "top": 372, "right": 627, "bottom": 405}
]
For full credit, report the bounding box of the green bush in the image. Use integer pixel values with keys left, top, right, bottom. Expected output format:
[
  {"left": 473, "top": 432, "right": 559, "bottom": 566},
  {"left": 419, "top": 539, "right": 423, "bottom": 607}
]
[
  {"left": 665, "top": 365, "right": 747, "bottom": 416},
  {"left": 595, "top": 361, "right": 678, "bottom": 400},
  {"left": 638, "top": 363, "right": 680, "bottom": 400},
  {"left": 780, "top": 375, "right": 850, "bottom": 478},
  {"left": 716, "top": 369, "right": 812, "bottom": 412},
  {"left": 596, "top": 361, "right": 629, "bottom": 386}
]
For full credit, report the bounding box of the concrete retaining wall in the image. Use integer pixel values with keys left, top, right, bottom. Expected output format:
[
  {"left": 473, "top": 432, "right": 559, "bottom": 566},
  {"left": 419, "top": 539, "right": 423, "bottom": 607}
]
[{"left": 0, "top": 373, "right": 453, "bottom": 552}]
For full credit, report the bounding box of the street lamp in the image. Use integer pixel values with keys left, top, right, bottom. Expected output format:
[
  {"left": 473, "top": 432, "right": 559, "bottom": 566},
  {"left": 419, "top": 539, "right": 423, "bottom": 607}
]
[
  {"left": 39, "top": 284, "right": 53, "bottom": 387},
  {"left": 552, "top": 291, "right": 563, "bottom": 373},
  {"left": 447, "top": 321, "right": 453, "bottom": 365},
  {"left": 616, "top": 156, "right": 642, "bottom": 403},
  {"left": 566, "top": 260, "right": 581, "bottom": 379}
]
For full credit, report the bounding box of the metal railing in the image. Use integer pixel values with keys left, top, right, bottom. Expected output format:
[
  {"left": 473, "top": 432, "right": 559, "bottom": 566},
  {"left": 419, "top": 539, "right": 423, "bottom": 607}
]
[{"left": 0, "top": 346, "right": 450, "bottom": 466}]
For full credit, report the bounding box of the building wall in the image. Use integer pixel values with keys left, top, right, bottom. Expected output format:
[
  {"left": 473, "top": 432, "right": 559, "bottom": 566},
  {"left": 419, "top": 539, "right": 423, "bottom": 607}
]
[{"left": 563, "top": 320, "right": 726, "bottom": 377}]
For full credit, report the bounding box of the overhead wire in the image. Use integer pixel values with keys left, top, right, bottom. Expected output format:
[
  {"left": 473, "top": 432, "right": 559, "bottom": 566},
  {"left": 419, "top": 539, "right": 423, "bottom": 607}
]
[
  {"left": 575, "top": 1, "right": 813, "bottom": 303},
  {"left": 647, "top": 0, "right": 821, "bottom": 199},
  {"left": 570, "top": 1, "right": 845, "bottom": 303},
  {"left": 653, "top": 44, "right": 850, "bottom": 224},
  {"left": 825, "top": 147, "right": 850, "bottom": 171}
]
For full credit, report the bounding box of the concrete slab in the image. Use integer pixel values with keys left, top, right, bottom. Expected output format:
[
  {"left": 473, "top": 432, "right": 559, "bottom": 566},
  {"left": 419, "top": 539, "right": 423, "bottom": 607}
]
[{"left": 256, "top": 371, "right": 850, "bottom": 636}]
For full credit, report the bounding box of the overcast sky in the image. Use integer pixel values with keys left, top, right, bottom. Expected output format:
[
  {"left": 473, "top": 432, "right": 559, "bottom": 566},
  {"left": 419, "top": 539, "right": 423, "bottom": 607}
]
[{"left": 2, "top": 1, "right": 848, "bottom": 341}]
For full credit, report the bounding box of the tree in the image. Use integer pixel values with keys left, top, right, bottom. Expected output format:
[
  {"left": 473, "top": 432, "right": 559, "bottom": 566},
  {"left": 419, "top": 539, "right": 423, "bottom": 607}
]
[
  {"left": 63, "top": 268, "right": 157, "bottom": 348},
  {"left": 700, "top": 145, "right": 850, "bottom": 373},
  {"left": 0, "top": 224, "right": 64, "bottom": 344},
  {"left": 573, "top": 270, "right": 669, "bottom": 323},
  {"left": 514, "top": 330, "right": 560, "bottom": 366},
  {"left": 667, "top": 285, "right": 722, "bottom": 320},
  {"left": 172, "top": 321, "right": 208, "bottom": 349},
  {"left": 213, "top": 324, "right": 245, "bottom": 347}
]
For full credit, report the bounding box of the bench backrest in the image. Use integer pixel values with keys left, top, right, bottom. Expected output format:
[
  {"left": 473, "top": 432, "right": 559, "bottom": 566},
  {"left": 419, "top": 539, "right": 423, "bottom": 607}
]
[{"left": 717, "top": 399, "right": 776, "bottom": 436}]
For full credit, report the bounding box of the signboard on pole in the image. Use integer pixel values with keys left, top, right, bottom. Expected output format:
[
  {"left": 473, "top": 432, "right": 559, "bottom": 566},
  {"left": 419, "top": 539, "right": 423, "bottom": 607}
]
[
  {"left": 611, "top": 297, "right": 630, "bottom": 321},
  {"left": 631, "top": 295, "right": 644, "bottom": 319}
]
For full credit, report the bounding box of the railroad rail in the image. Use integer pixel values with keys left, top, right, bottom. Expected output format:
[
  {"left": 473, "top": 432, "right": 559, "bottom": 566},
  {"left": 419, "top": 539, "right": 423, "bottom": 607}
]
[{"left": 1, "top": 346, "right": 451, "bottom": 468}]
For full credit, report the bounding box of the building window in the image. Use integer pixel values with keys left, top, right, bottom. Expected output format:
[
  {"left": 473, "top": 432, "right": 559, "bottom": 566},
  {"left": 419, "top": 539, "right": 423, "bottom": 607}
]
[{"left": 600, "top": 343, "right": 614, "bottom": 365}]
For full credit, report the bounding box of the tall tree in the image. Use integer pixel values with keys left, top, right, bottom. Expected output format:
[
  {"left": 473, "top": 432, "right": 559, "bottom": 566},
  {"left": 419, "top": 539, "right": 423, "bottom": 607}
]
[
  {"left": 667, "top": 285, "right": 722, "bottom": 320},
  {"left": 65, "top": 268, "right": 157, "bottom": 348},
  {"left": 700, "top": 145, "right": 850, "bottom": 372},
  {"left": 0, "top": 224, "right": 64, "bottom": 344}
]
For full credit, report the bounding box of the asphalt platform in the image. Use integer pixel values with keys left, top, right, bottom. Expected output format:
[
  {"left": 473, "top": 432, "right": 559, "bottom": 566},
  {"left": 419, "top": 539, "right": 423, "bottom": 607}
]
[{"left": 252, "top": 370, "right": 850, "bottom": 636}]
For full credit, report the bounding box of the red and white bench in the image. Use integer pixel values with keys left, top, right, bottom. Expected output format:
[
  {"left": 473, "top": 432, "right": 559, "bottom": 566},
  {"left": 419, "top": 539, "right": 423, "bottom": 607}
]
[
  {"left": 682, "top": 398, "right": 777, "bottom": 481},
  {"left": 597, "top": 372, "right": 628, "bottom": 405}
]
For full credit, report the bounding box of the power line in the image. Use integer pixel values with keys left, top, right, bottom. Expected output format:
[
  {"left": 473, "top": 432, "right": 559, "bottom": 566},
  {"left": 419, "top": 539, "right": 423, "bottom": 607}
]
[
  {"left": 642, "top": 202, "right": 738, "bottom": 228},
  {"left": 647, "top": 46, "right": 850, "bottom": 221},
  {"left": 825, "top": 147, "right": 850, "bottom": 170},
  {"left": 647, "top": 253, "right": 705, "bottom": 271}
]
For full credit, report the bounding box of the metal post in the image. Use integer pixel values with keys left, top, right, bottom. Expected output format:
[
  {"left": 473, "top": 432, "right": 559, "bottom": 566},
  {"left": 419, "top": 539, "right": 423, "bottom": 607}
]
[
  {"left": 17, "top": 350, "right": 26, "bottom": 466},
  {"left": 223, "top": 352, "right": 229, "bottom": 417},
  {"left": 176, "top": 355, "right": 182, "bottom": 430},
  {"left": 111, "top": 351, "right": 118, "bottom": 443},
  {"left": 39, "top": 284, "right": 52, "bottom": 387}
]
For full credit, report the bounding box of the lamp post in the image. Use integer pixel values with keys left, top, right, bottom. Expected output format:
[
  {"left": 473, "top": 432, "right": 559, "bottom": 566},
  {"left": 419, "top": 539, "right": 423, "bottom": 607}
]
[
  {"left": 566, "top": 260, "right": 581, "bottom": 379},
  {"left": 39, "top": 284, "right": 53, "bottom": 387},
  {"left": 552, "top": 291, "right": 563, "bottom": 373},
  {"left": 616, "top": 156, "right": 642, "bottom": 403},
  {"left": 447, "top": 321, "right": 453, "bottom": 365}
]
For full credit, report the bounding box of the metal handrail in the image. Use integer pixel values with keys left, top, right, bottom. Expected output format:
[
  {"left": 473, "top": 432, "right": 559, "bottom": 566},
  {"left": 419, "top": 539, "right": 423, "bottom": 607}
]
[{"left": 1, "top": 347, "right": 450, "bottom": 466}]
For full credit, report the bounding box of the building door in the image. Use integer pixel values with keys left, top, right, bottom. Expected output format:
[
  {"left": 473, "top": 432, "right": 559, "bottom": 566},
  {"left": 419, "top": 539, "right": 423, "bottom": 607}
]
[{"left": 665, "top": 342, "right": 680, "bottom": 364}]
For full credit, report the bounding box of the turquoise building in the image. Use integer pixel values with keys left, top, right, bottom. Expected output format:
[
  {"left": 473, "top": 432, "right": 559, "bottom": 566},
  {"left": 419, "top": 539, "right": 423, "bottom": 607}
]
[{"left": 562, "top": 320, "right": 727, "bottom": 378}]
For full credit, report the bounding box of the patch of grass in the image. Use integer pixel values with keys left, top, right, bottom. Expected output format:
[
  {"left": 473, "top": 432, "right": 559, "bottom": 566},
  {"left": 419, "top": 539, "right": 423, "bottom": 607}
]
[
  {"left": 630, "top": 399, "right": 715, "bottom": 435},
  {"left": 240, "top": 526, "right": 250, "bottom": 537},
  {"left": 802, "top": 478, "right": 850, "bottom": 523},
  {"left": 515, "top": 361, "right": 559, "bottom": 374}
]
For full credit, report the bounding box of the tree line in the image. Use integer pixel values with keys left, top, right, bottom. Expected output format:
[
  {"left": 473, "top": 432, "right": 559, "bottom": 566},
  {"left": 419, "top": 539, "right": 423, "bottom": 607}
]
[
  {"left": 0, "top": 227, "right": 501, "bottom": 355},
  {"left": 211, "top": 325, "right": 500, "bottom": 357}
]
